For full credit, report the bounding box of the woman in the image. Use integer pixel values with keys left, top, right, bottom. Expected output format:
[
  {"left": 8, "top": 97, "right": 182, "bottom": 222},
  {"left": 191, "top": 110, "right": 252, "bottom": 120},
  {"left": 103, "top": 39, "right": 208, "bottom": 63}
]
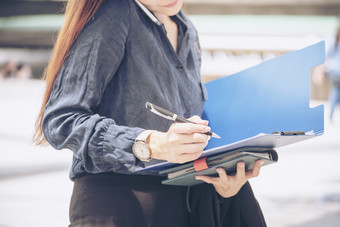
[{"left": 34, "top": 0, "right": 266, "bottom": 226}]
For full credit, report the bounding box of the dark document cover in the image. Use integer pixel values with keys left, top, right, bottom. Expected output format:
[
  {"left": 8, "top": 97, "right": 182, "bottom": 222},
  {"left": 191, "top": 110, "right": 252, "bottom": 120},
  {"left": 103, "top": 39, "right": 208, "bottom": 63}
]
[{"left": 161, "top": 147, "right": 278, "bottom": 186}]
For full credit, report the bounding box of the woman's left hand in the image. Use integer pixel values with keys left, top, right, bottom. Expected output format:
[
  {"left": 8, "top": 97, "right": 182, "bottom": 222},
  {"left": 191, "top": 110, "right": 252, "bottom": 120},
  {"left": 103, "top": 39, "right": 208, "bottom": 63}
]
[{"left": 195, "top": 160, "right": 264, "bottom": 198}]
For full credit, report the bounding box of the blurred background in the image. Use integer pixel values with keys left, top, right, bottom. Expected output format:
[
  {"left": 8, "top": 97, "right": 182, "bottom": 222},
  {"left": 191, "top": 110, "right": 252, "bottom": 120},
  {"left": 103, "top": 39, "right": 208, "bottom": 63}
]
[{"left": 1, "top": 0, "right": 340, "bottom": 226}]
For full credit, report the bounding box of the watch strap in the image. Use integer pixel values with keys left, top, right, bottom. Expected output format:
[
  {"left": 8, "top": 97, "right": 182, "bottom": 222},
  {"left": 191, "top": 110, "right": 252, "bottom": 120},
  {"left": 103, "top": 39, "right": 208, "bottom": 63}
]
[{"left": 135, "top": 130, "right": 155, "bottom": 143}]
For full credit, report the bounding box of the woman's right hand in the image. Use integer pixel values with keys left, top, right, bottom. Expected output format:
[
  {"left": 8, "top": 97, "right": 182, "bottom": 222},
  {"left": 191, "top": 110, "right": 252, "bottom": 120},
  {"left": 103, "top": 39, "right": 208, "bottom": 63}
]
[{"left": 148, "top": 116, "right": 211, "bottom": 163}]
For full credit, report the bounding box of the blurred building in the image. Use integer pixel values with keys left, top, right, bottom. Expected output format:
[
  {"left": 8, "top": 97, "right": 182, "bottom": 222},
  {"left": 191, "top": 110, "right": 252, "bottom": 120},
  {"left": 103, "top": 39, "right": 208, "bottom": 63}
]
[{"left": 1, "top": 0, "right": 339, "bottom": 98}]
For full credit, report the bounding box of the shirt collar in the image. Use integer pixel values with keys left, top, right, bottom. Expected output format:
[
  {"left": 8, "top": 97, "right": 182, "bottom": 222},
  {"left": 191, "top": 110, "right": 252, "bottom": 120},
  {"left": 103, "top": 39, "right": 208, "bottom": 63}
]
[
  {"left": 133, "top": 0, "right": 193, "bottom": 62},
  {"left": 134, "top": 0, "right": 161, "bottom": 26}
]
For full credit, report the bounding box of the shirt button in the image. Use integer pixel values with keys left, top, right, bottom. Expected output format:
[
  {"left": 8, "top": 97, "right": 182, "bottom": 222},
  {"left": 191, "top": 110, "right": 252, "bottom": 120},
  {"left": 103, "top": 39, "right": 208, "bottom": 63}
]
[{"left": 176, "top": 64, "right": 184, "bottom": 72}]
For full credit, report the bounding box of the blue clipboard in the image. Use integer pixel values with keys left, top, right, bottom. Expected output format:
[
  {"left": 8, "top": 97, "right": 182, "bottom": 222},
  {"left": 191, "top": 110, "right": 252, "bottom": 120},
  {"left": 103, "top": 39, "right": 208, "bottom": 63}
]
[{"left": 135, "top": 41, "right": 325, "bottom": 173}]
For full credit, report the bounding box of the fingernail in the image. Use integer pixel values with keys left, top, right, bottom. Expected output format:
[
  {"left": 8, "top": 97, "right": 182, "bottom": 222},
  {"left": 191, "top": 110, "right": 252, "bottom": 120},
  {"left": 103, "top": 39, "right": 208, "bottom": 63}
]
[
  {"left": 259, "top": 160, "right": 265, "bottom": 166},
  {"left": 238, "top": 162, "right": 245, "bottom": 167},
  {"left": 205, "top": 126, "right": 211, "bottom": 131},
  {"left": 195, "top": 176, "right": 201, "bottom": 180}
]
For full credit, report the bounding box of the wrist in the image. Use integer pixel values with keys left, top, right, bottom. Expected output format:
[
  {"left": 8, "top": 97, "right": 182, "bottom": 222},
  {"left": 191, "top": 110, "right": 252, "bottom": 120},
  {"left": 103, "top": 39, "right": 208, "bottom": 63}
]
[{"left": 148, "top": 131, "right": 166, "bottom": 160}]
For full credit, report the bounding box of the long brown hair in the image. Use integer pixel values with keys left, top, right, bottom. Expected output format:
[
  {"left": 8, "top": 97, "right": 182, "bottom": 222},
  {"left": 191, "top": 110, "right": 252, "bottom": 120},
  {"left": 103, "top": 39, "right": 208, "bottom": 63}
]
[{"left": 34, "top": 0, "right": 105, "bottom": 145}]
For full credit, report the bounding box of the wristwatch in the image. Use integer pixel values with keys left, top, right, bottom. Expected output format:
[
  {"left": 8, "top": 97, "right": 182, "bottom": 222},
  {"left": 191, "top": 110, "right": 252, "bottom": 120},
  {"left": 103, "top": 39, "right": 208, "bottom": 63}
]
[{"left": 132, "top": 130, "right": 154, "bottom": 162}]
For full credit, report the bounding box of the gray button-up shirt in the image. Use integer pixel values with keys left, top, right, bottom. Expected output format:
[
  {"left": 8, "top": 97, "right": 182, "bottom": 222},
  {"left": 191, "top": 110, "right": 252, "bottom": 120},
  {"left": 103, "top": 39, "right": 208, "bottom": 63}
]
[{"left": 42, "top": 0, "right": 207, "bottom": 180}]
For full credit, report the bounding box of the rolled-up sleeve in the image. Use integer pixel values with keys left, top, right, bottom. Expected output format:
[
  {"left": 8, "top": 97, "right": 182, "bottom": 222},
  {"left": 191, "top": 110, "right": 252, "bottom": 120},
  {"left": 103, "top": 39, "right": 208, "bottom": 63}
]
[{"left": 42, "top": 0, "right": 144, "bottom": 175}]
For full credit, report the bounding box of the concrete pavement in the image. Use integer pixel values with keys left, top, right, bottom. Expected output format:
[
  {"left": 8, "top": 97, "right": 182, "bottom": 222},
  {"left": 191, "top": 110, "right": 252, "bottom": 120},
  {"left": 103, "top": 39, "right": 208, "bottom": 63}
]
[{"left": 0, "top": 79, "right": 340, "bottom": 227}]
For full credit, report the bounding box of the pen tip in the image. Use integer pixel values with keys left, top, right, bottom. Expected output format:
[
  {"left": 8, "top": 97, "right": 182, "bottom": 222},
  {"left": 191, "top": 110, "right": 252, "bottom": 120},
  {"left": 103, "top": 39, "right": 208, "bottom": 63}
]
[{"left": 212, "top": 133, "right": 221, "bottom": 139}]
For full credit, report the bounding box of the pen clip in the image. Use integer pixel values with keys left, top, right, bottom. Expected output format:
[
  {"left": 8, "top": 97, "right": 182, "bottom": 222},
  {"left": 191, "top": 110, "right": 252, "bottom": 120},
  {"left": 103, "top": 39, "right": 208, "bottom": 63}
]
[{"left": 146, "top": 102, "right": 174, "bottom": 121}]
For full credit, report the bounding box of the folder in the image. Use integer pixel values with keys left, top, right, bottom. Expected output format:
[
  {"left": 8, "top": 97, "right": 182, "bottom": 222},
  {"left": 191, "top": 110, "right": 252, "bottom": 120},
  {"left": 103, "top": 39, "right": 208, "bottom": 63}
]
[
  {"left": 160, "top": 147, "right": 278, "bottom": 186},
  {"left": 135, "top": 41, "right": 325, "bottom": 186}
]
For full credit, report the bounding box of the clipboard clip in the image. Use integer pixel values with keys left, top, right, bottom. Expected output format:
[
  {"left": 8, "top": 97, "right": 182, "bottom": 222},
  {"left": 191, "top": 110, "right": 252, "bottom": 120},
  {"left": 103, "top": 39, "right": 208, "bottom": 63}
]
[{"left": 272, "top": 131, "right": 305, "bottom": 135}]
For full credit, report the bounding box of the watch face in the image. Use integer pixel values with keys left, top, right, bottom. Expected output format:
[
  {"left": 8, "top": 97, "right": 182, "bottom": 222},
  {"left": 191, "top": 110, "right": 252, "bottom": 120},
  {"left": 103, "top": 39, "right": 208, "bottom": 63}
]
[{"left": 133, "top": 142, "right": 151, "bottom": 161}]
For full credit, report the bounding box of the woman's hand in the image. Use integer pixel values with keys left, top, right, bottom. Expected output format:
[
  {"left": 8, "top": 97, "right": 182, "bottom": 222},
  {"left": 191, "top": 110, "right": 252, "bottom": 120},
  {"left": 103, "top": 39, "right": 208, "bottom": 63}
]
[
  {"left": 195, "top": 160, "right": 264, "bottom": 198},
  {"left": 148, "top": 116, "right": 211, "bottom": 164}
]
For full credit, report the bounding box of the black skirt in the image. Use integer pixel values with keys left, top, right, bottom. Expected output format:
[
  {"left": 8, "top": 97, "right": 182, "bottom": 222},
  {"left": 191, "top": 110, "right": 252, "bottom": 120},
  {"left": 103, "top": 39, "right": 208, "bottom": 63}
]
[
  {"left": 69, "top": 173, "right": 266, "bottom": 227},
  {"left": 69, "top": 173, "right": 190, "bottom": 227},
  {"left": 189, "top": 182, "right": 267, "bottom": 227}
]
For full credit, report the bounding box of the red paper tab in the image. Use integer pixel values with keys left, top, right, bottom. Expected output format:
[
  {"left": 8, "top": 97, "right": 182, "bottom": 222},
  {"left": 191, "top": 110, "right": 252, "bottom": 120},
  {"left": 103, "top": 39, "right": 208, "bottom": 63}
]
[{"left": 194, "top": 157, "right": 209, "bottom": 172}]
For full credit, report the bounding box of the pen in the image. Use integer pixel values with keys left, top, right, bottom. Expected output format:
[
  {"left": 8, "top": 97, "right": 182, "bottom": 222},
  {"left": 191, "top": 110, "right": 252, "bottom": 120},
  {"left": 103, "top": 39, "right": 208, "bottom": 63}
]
[{"left": 145, "top": 102, "right": 221, "bottom": 139}]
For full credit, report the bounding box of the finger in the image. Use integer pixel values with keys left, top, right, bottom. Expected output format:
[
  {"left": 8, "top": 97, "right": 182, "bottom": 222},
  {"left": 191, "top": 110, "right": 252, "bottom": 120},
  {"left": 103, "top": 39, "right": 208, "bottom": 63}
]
[
  {"left": 179, "top": 133, "right": 210, "bottom": 144},
  {"left": 195, "top": 175, "right": 218, "bottom": 184},
  {"left": 246, "top": 160, "right": 264, "bottom": 179},
  {"left": 170, "top": 143, "right": 206, "bottom": 155},
  {"left": 216, "top": 168, "right": 228, "bottom": 181},
  {"left": 171, "top": 122, "right": 211, "bottom": 135},
  {"left": 187, "top": 115, "right": 209, "bottom": 125},
  {"left": 236, "top": 162, "right": 246, "bottom": 180},
  {"left": 166, "top": 133, "right": 208, "bottom": 145},
  {"left": 178, "top": 142, "right": 207, "bottom": 154},
  {"left": 176, "top": 152, "right": 202, "bottom": 163}
]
